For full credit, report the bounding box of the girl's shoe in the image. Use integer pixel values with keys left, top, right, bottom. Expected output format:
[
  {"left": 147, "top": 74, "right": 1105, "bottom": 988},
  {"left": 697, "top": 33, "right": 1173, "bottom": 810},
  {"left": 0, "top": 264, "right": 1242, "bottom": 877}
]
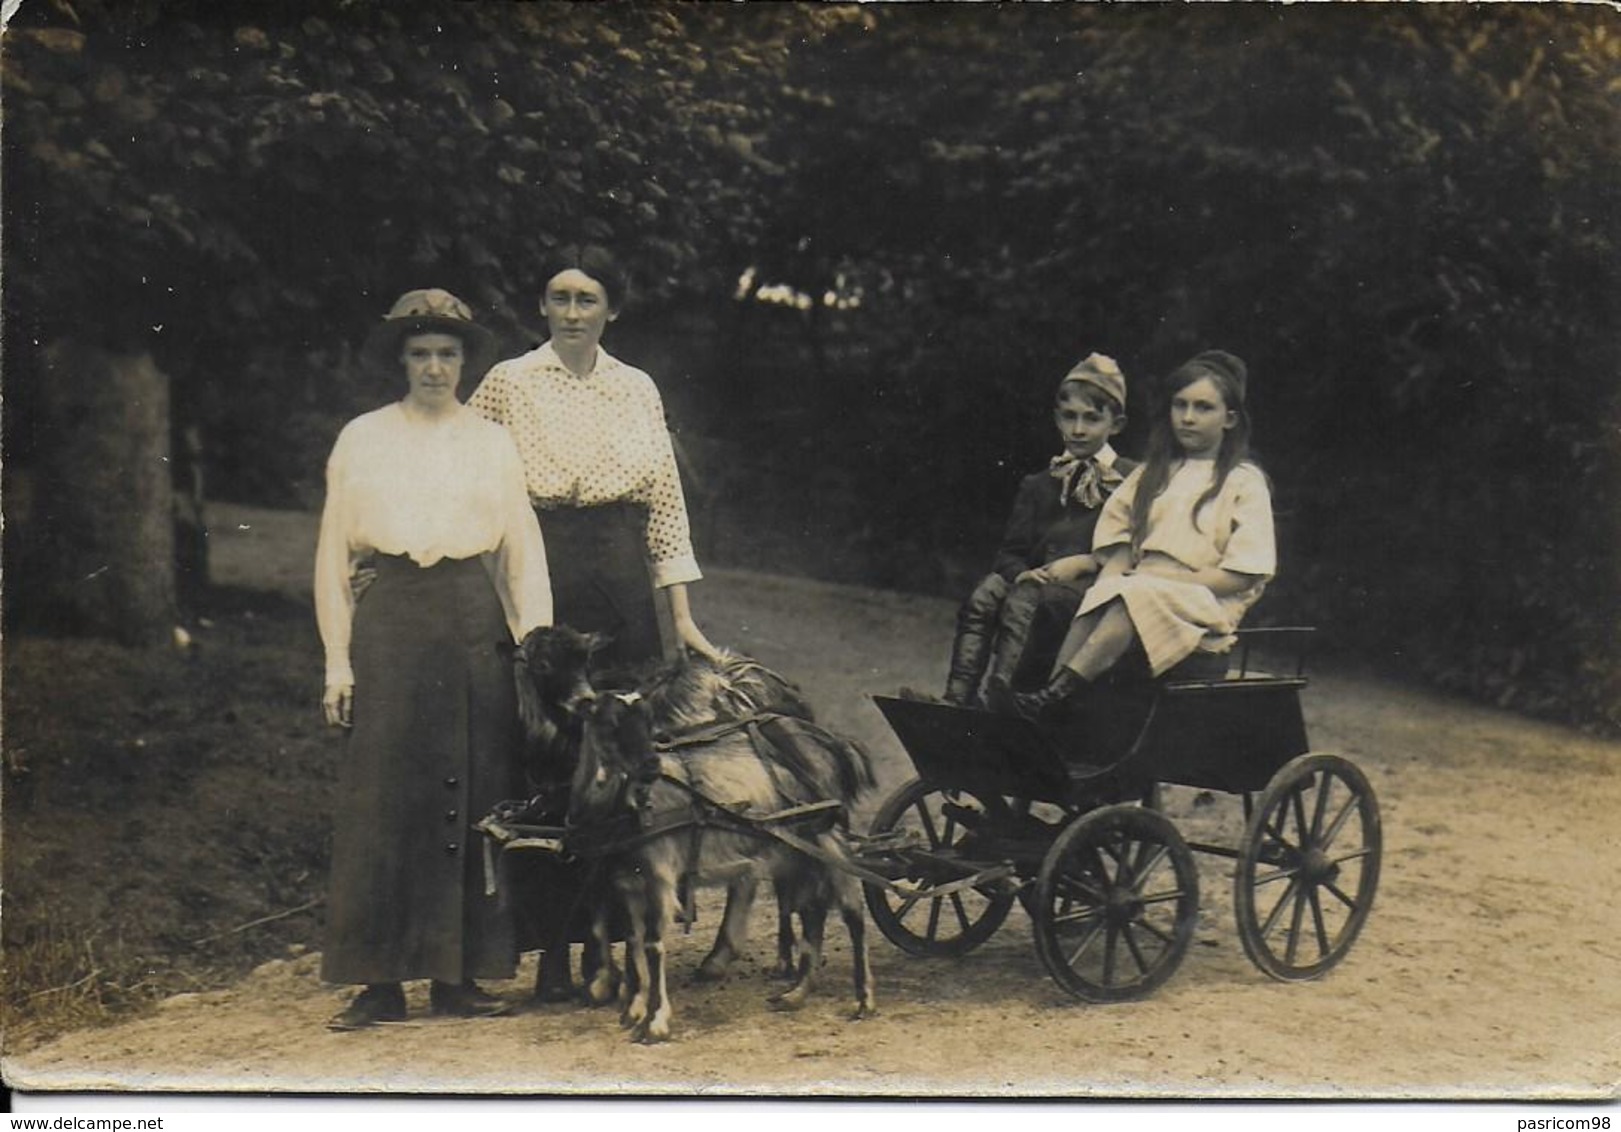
[{"left": 1010, "top": 669, "right": 1086, "bottom": 723}]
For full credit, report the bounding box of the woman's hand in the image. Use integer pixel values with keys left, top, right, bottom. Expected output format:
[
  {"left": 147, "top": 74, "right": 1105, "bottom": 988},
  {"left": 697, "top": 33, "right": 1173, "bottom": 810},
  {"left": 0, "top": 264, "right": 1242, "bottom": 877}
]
[
  {"left": 666, "top": 583, "right": 723, "bottom": 662},
  {"left": 674, "top": 614, "right": 723, "bottom": 662},
  {"left": 323, "top": 683, "right": 354, "bottom": 728},
  {"left": 349, "top": 565, "right": 378, "bottom": 603}
]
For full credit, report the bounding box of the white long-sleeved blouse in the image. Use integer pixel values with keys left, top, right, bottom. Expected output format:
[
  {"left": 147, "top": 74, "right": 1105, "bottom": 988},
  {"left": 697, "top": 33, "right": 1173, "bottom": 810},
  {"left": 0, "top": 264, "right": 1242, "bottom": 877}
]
[
  {"left": 313, "top": 403, "right": 553, "bottom": 687},
  {"left": 466, "top": 341, "right": 701, "bottom": 589}
]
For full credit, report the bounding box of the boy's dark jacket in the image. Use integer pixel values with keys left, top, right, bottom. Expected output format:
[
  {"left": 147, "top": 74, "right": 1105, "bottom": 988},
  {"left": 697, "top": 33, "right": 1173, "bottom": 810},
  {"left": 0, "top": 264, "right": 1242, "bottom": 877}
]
[{"left": 990, "top": 455, "right": 1140, "bottom": 582}]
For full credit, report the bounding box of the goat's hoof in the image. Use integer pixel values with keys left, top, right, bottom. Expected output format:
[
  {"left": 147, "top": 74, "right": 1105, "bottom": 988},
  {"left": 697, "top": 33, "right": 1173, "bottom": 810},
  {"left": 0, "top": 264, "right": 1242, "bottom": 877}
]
[
  {"left": 585, "top": 980, "right": 617, "bottom": 1007},
  {"left": 766, "top": 990, "right": 808, "bottom": 1012},
  {"left": 532, "top": 984, "right": 576, "bottom": 1005},
  {"left": 692, "top": 959, "right": 729, "bottom": 984},
  {"left": 850, "top": 1001, "right": 878, "bottom": 1021},
  {"left": 629, "top": 1015, "right": 672, "bottom": 1044}
]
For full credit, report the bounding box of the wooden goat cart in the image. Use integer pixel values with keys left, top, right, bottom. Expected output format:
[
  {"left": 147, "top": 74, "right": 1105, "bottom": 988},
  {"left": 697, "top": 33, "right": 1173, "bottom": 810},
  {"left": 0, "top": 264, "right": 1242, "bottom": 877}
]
[{"left": 863, "top": 627, "right": 1384, "bottom": 1002}]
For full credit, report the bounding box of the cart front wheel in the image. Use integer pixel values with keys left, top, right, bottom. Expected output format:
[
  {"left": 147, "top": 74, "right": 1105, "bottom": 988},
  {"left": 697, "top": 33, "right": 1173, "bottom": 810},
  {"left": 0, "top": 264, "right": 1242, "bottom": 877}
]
[
  {"left": 865, "top": 778, "right": 1016, "bottom": 957},
  {"left": 1235, "top": 752, "right": 1382, "bottom": 982},
  {"left": 1033, "top": 804, "right": 1199, "bottom": 1002}
]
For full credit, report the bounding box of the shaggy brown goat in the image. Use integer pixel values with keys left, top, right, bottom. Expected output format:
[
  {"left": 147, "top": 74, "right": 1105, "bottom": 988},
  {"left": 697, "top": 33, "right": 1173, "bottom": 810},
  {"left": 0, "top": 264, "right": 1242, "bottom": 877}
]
[
  {"left": 509, "top": 632, "right": 822, "bottom": 1004},
  {"left": 568, "top": 690, "right": 877, "bottom": 1043}
]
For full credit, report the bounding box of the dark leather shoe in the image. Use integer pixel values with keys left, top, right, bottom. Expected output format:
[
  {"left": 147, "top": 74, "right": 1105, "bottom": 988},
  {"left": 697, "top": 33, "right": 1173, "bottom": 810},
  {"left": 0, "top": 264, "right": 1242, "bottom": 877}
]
[
  {"left": 328, "top": 983, "right": 407, "bottom": 1031},
  {"left": 1010, "top": 670, "right": 1085, "bottom": 723},
  {"left": 430, "top": 980, "right": 512, "bottom": 1018}
]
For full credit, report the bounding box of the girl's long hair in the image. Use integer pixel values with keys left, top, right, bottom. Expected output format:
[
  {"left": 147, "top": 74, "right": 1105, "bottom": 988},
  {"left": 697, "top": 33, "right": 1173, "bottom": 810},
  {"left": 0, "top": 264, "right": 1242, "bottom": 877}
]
[{"left": 1128, "top": 352, "right": 1253, "bottom": 561}]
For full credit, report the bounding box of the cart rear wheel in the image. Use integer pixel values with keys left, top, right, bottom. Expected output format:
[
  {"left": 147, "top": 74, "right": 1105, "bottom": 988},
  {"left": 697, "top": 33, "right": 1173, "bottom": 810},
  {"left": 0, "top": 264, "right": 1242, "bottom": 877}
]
[
  {"left": 1033, "top": 804, "right": 1199, "bottom": 1002},
  {"left": 1235, "top": 752, "right": 1381, "bottom": 982},
  {"left": 865, "top": 778, "right": 1016, "bottom": 957}
]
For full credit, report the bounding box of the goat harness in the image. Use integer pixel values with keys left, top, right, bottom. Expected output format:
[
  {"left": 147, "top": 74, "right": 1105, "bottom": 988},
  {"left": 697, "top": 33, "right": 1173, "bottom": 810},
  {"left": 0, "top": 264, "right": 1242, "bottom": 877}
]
[{"left": 477, "top": 711, "right": 907, "bottom": 917}]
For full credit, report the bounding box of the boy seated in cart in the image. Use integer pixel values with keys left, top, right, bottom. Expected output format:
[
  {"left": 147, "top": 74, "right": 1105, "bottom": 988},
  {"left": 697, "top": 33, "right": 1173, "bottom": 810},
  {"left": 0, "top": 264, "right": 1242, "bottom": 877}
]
[{"left": 938, "top": 353, "right": 1137, "bottom": 710}]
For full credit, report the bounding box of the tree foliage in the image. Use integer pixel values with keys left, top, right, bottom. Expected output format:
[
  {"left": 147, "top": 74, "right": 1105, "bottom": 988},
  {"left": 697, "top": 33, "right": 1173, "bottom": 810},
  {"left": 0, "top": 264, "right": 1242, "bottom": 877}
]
[
  {"left": 714, "top": 5, "right": 1621, "bottom": 730},
  {"left": 5, "top": 0, "right": 850, "bottom": 344},
  {"left": 3, "top": 0, "right": 851, "bottom": 494},
  {"left": 4, "top": 3, "right": 1618, "bottom": 729}
]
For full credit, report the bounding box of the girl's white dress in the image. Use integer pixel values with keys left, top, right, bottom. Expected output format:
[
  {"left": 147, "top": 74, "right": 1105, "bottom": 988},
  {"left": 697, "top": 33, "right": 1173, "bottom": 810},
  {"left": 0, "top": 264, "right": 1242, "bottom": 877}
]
[{"left": 1078, "top": 460, "right": 1275, "bottom": 676}]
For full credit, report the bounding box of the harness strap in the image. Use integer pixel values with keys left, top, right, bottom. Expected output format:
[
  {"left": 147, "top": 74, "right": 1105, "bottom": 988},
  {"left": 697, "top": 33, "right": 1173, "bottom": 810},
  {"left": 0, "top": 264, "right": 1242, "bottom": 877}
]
[
  {"left": 653, "top": 715, "right": 769, "bottom": 750},
  {"left": 683, "top": 822, "right": 702, "bottom": 933},
  {"left": 556, "top": 712, "right": 855, "bottom": 887},
  {"left": 652, "top": 710, "right": 847, "bottom": 752},
  {"left": 480, "top": 797, "right": 1014, "bottom": 905},
  {"left": 747, "top": 719, "right": 802, "bottom": 805}
]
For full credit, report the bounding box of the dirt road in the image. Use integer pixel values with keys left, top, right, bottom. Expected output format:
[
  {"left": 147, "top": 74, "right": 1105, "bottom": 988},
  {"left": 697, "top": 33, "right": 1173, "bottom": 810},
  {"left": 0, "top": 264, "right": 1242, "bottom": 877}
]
[{"left": 6, "top": 510, "right": 1619, "bottom": 1098}]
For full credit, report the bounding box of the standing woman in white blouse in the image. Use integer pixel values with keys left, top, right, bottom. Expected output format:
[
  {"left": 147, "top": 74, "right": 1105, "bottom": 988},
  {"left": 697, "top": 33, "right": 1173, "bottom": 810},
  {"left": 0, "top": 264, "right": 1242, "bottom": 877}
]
[
  {"left": 314, "top": 289, "right": 553, "bottom": 1030},
  {"left": 469, "top": 245, "right": 719, "bottom": 687}
]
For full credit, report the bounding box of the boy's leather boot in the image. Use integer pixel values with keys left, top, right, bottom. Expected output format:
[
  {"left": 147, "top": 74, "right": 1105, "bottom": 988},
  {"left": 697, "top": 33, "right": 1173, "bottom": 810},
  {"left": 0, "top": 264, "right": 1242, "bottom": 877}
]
[
  {"left": 943, "top": 633, "right": 990, "bottom": 705},
  {"left": 944, "top": 577, "right": 1006, "bottom": 705},
  {"left": 981, "top": 581, "right": 1042, "bottom": 712}
]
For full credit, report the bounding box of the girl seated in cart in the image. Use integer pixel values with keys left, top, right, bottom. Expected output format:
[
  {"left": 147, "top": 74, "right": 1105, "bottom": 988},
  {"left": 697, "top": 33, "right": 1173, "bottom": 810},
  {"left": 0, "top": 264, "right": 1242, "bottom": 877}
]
[{"left": 1010, "top": 349, "right": 1275, "bottom": 722}]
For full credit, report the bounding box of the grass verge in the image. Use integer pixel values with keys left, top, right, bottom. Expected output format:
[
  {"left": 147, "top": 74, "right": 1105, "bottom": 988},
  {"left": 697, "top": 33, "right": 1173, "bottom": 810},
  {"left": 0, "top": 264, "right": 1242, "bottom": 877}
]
[{"left": 2, "top": 586, "right": 334, "bottom": 1049}]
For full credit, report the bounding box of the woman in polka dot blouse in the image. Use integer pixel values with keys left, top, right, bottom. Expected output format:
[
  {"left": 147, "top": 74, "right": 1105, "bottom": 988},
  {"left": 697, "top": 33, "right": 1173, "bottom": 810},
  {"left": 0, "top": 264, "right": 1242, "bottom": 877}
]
[{"left": 468, "top": 245, "right": 720, "bottom": 685}]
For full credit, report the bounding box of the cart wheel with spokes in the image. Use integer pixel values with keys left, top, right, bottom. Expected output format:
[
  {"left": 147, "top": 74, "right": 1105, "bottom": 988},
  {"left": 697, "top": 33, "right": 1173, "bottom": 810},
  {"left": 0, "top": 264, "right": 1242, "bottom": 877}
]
[
  {"left": 865, "top": 778, "right": 1016, "bottom": 957},
  {"left": 1235, "top": 752, "right": 1382, "bottom": 981},
  {"left": 1033, "top": 803, "right": 1200, "bottom": 1002},
  {"left": 1010, "top": 799, "right": 1083, "bottom": 920}
]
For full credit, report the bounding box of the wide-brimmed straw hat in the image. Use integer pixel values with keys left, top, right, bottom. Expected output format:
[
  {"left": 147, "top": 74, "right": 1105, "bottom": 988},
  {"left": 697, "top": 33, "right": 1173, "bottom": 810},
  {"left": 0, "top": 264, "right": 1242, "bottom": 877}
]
[{"left": 361, "top": 288, "right": 497, "bottom": 375}]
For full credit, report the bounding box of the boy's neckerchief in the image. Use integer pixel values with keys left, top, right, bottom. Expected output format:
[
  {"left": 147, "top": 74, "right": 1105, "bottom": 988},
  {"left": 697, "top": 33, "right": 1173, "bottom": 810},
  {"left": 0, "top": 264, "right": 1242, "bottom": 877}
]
[{"left": 1049, "top": 452, "right": 1124, "bottom": 510}]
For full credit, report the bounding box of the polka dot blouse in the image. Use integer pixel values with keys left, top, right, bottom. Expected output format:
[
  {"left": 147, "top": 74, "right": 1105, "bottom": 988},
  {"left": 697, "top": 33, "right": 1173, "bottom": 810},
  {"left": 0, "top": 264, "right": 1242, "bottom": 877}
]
[{"left": 467, "top": 341, "right": 701, "bottom": 588}]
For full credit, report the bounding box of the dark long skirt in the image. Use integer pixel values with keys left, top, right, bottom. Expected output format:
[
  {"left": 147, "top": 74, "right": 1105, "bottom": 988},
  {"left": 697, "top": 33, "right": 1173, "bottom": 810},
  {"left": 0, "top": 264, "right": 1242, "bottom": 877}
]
[
  {"left": 514, "top": 502, "right": 660, "bottom": 956},
  {"left": 321, "top": 554, "right": 520, "bottom": 986},
  {"left": 534, "top": 502, "right": 664, "bottom": 685}
]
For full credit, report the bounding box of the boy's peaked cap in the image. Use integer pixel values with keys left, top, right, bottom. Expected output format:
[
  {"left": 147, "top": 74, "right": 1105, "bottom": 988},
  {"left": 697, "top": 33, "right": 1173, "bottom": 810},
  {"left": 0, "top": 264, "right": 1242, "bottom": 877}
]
[{"left": 1060, "top": 352, "right": 1127, "bottom": 410}]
